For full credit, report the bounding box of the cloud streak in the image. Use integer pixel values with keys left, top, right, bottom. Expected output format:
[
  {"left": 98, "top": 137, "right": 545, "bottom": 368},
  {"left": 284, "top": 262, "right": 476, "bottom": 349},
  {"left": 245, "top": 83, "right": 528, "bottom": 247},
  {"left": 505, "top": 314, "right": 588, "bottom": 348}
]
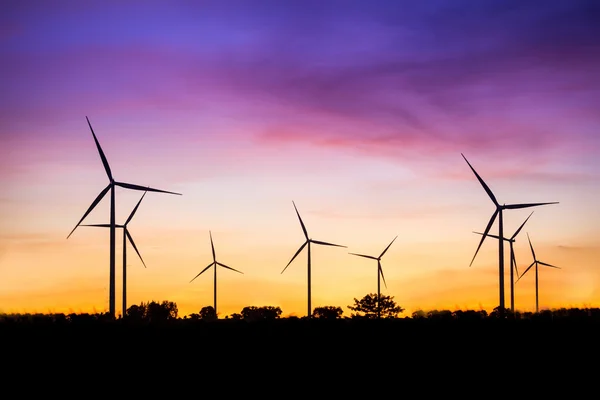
[{"left": 3, "top": 1, "right": 599, "bottom": 155}]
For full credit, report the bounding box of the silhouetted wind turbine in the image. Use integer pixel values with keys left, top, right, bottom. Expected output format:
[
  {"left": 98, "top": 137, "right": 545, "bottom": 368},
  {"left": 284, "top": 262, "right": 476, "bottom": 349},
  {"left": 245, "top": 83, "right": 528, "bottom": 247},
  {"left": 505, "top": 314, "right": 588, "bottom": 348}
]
[
  {"left": 516, "top": 233, "right": 560, "bottom": 313},
  {"left": 281, "top": 201, "right": 347, "bottom": 318},
  {"left": 473, "top": 211, "right": 534, "bottom": 313},
  {"left": 190, "top": 231, "right": 243, "bottom": 317},
  {"left": 67, "top": 116, "right": 181, "bottom": 318},
  {"left": 462, "top": 153, "right": 558, "bottom": 313},
  {"left": 81, "top": 191, "right": 148, "bottom": 317},
  {"left": 349, "top": 236, "right": 397, "bottom": 319}
]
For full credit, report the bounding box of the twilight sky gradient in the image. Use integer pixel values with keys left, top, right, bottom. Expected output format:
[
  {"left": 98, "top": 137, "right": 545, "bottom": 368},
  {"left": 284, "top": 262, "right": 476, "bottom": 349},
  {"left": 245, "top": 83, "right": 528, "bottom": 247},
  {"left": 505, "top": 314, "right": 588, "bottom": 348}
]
[{"left": 1, "top": 0, "right": 599, "bottom": 317}]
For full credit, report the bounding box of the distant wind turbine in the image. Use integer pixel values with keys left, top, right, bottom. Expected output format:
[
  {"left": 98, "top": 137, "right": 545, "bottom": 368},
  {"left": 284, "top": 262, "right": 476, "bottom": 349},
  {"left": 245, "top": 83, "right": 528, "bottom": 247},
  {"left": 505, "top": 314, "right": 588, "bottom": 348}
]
[
  {"left": 516, "top": 233, "right": 560, "bottom": 313},
  {"left": 349, "top": 235, "right": 397, "bottom": 319},
  {"left": 473, "top": 211, "right": 534, "bottom": 313},
  {"left": 67, "top": 116, "right": 181, "bottom": 318},
  {"left": 81, "top": 191, "right": 148, "bottom": 317},
  {"left": 281, "top": 201, "right": 347, "bottom": 318},
  {"left": 190, "top": 231, "right": 243, "bottom": 317},
  {"left": 462, "top": 153, "right": 558, "bottom": 313}
]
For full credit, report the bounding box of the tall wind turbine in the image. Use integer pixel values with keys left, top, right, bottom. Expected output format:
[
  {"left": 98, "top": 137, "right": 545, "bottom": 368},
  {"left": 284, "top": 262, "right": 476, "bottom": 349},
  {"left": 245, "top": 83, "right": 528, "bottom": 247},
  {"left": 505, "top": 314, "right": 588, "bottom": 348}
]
[
  {"left": 473, "top": 211, "right": 534, "bottom": 312},
  {"left": 516, "top": 233, "right": 560, "bottom": 313},
  {"left": 349, "top": 236, "right": 397, "bottom": 319},
  {"left": 67, "top": 116, "right": 182, "bottom": 318},
  {"left": 281, "top": 201, "right": 347, "bottom": 318},
  {"left": 462, "top": 153, "right": 558, "bottom": 313},
  {"left": 190, "top": 231, "right": 243, "bottom": 317},
  {"left": 81, "top": 191, "right": 148, "bottom": 317}
]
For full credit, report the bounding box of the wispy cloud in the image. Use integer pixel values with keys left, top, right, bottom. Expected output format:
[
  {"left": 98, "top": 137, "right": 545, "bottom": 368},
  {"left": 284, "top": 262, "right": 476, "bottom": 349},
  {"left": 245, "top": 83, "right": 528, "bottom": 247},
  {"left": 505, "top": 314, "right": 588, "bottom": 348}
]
[{"left": 3, "top": 1, "right": 598, "bottom": 155}]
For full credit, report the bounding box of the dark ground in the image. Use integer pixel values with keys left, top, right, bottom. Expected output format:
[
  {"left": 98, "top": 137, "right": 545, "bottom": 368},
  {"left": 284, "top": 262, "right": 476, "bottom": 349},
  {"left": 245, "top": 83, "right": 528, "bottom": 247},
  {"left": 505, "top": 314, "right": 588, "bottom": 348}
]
[
  {"left": 4, "top": 317, "right": 598, "bottom": 367},
  {"left": 2, "top": 316, "right": 597, "bottom": 396}
]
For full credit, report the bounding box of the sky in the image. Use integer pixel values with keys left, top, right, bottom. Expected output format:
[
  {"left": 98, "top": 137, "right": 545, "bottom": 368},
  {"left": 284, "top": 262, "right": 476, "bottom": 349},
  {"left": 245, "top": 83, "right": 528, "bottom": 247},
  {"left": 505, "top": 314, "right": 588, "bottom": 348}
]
[{"left": 1, "top": 0, "right": 599, "bottom": 317}]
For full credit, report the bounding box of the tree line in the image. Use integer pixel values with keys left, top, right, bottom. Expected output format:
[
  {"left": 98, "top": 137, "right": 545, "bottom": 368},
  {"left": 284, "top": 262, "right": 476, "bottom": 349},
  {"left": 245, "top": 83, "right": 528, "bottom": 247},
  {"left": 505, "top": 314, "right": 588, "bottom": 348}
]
[{"left": 2, "top": 293, "right": 600, "bottom": 324}]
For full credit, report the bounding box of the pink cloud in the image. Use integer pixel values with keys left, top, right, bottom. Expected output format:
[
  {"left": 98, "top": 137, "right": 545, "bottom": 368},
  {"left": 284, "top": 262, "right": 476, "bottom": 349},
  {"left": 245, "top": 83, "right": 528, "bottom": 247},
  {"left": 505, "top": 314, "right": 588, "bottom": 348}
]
[{"left": 254, "top": 118, "right": 596, "bottom": 184}]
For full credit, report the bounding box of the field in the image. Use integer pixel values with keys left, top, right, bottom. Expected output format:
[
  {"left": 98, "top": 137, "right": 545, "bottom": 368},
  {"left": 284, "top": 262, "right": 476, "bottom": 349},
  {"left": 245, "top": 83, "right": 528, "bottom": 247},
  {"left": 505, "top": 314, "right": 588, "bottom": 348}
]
[
  {"left": 3, "top": 311, "right": 599, "bottom": 356},
  {"left": 2, "top": 311, "right": 597, "bottom": 392}
]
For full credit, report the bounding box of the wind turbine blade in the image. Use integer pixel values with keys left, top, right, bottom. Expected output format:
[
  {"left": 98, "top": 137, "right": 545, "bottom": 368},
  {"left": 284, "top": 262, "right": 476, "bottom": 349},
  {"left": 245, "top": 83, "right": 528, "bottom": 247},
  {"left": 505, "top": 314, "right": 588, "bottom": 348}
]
[
  {"left": 503, "top": 202, "right": 559, "bottom": 210},
  {"left": 379, "top": 261, "right": 388, "bottom": 289},
  {"left": 86, "top": 116, "right": 113, "bottom": 182},
  {"left": 472, "top": 231, "right": 503, "bottom": 241},
  {"left": 80, "top": 224, "right": 114, "bottom": 228},
  {"left": 190, "top": 262, "right": 214, "bottom": 283},
  {"left": 469, "top": 209, "right": 498, "bottom": 267},
  {"left": 125, "top": 229, "right": 146, "bottom": 268},
  {"left": 209, "top": 231, "right": 216, "bottom": 262},
  {"left": 114, "top": 181, "right": 182, "bottom": 196},
  {"left": 349, "top": 252, "right": 378, "bottom": 260},
  {"left": 379, "top": 236, "right": 398, "bottom": 258},
  {"left": 461, "top": 153, "right": 498, "bottom": 206},
  {"left": 67, "top": 184, "right": 111, "bottom": 239},
  {"left": 539, "top": 261, "right": 560, "bottom": 269},
  {"left": 527, "top": 233, "right": 536, "bottom": 261},
  {"left": 292, "top": 201, "right": 309, "bottom": 240},
  {"left": 124, "top": 191, "right": 147, "bottom": 226},
  {"left": 311, "top": 240, "right": 347, "bottom": 248},
  {"left": 216, "top": 261, "right": 243, "bottom": 274},
  {"left": 516, "top": 261, "right": 536, "bottom": 283},
  {"left": 281, "top": 241, "right": 307, "bottom": 274},
  {"left": 511, "top": 211, "right": 534, "bottom": 240},
  {"left": 512, "top": 247, "right": 519, "bottom": 278}
]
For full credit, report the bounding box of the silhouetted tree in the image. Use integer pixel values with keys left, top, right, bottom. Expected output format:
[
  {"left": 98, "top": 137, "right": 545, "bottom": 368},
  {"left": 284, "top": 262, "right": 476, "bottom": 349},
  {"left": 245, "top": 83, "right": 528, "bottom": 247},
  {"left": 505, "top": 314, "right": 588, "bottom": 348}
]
[
  {"left": 150, "top": 300, "right": 178, "bottom": 321},
  {"left": 312, "top": 306, "right": 343, "bottom": 319},
  {"left": 226, "top": 313, "right": 243, "bottom": 320},
  {"left": 241, "top": 306, "right": 282, "bottom": 322},
  {"left": 127, "top": 300, "right": 178, "bottom": 322},
  {"left": 185, "top": 313, "right": 201, "bottom": 321},
  {"left": 452, "top": 310, "right": 487, "bottom": 321},
  {"left": 67, "top": 313, "right": 97, "bottom": 324},
  {"left": 96, "top": 312, "right": 114, "bottom": 323},
  {"left": 427, "top": 309, "right": 453, "bottom": 320},
  {"left": 199, "top": 306, "right": 217, "bottom": 321},
  {"left": 562, "top": 307, "right": 588, "bottom": 320},
  {"left": 53, "top": 313, "right": 68, "bottom": 324},
  {"left": 411, "top": 310, "right": 426, "bottom": 319},
  {"left": 490, "top": 306, "right": 513, "bottom": 319},
  {"left": 521, "top": 311, "right": 534, "bottom": 320},
  {"left": 126, "top": 304, "right": 147, "bottom": 321},
  {"left": 348, "top": 293, "right": 404, "bottom": 319}
]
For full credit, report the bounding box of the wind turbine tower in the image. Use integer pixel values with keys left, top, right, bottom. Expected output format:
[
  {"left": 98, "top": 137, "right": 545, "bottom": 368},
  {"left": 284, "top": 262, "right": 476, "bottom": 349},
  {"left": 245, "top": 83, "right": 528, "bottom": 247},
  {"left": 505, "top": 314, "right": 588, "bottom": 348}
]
[
  {"left": 81, "top": 191, "right": 149, "bottom": 317},
  {"left": 349, "top": 236, "right": 397, "bottom": 319},
  {"left": 462, "top": 153, "right": 558, "bottom": 314},
  {"left": 68, "top": 117, "right": 181, "bottom": 318},
  {"left": 516, "top": 233, "right": 560, "bottom": 313},
  {"left": 281, "top": 201, "right": 346, "bottom": 318},
  {"left": 190, "top": 230, "right": 243, "bottom": 316},
  {"left": 473, "top": 211, "right": 534, "bottom": 312}
]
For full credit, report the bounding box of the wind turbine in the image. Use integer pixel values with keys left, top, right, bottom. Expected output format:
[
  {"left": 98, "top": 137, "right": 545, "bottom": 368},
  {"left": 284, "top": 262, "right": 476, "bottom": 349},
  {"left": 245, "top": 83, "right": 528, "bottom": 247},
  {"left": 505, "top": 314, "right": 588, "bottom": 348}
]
[
  {"left": 516, "top": 233, "right": 560, "bottom": 313},
  {"left": 281, "top": 201, "right": 347, "bottom": 318},
  {"left": 190, "top": 230, "right": 243, "bottom": 317},
  {"left": 67, "top": 116, "right": 182, "bottom": 318},
  {"left": 349, "top": 236, "right": 397, "bottom": 319},
  {"left": 462, "top": 153, "right": 558, "bottom": 313},
  {"left": 473, "top": 211, "right": 534, "bottom": 313},
  {"left": 80, "top": 191, "right": 148, "bottom": 317}
]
